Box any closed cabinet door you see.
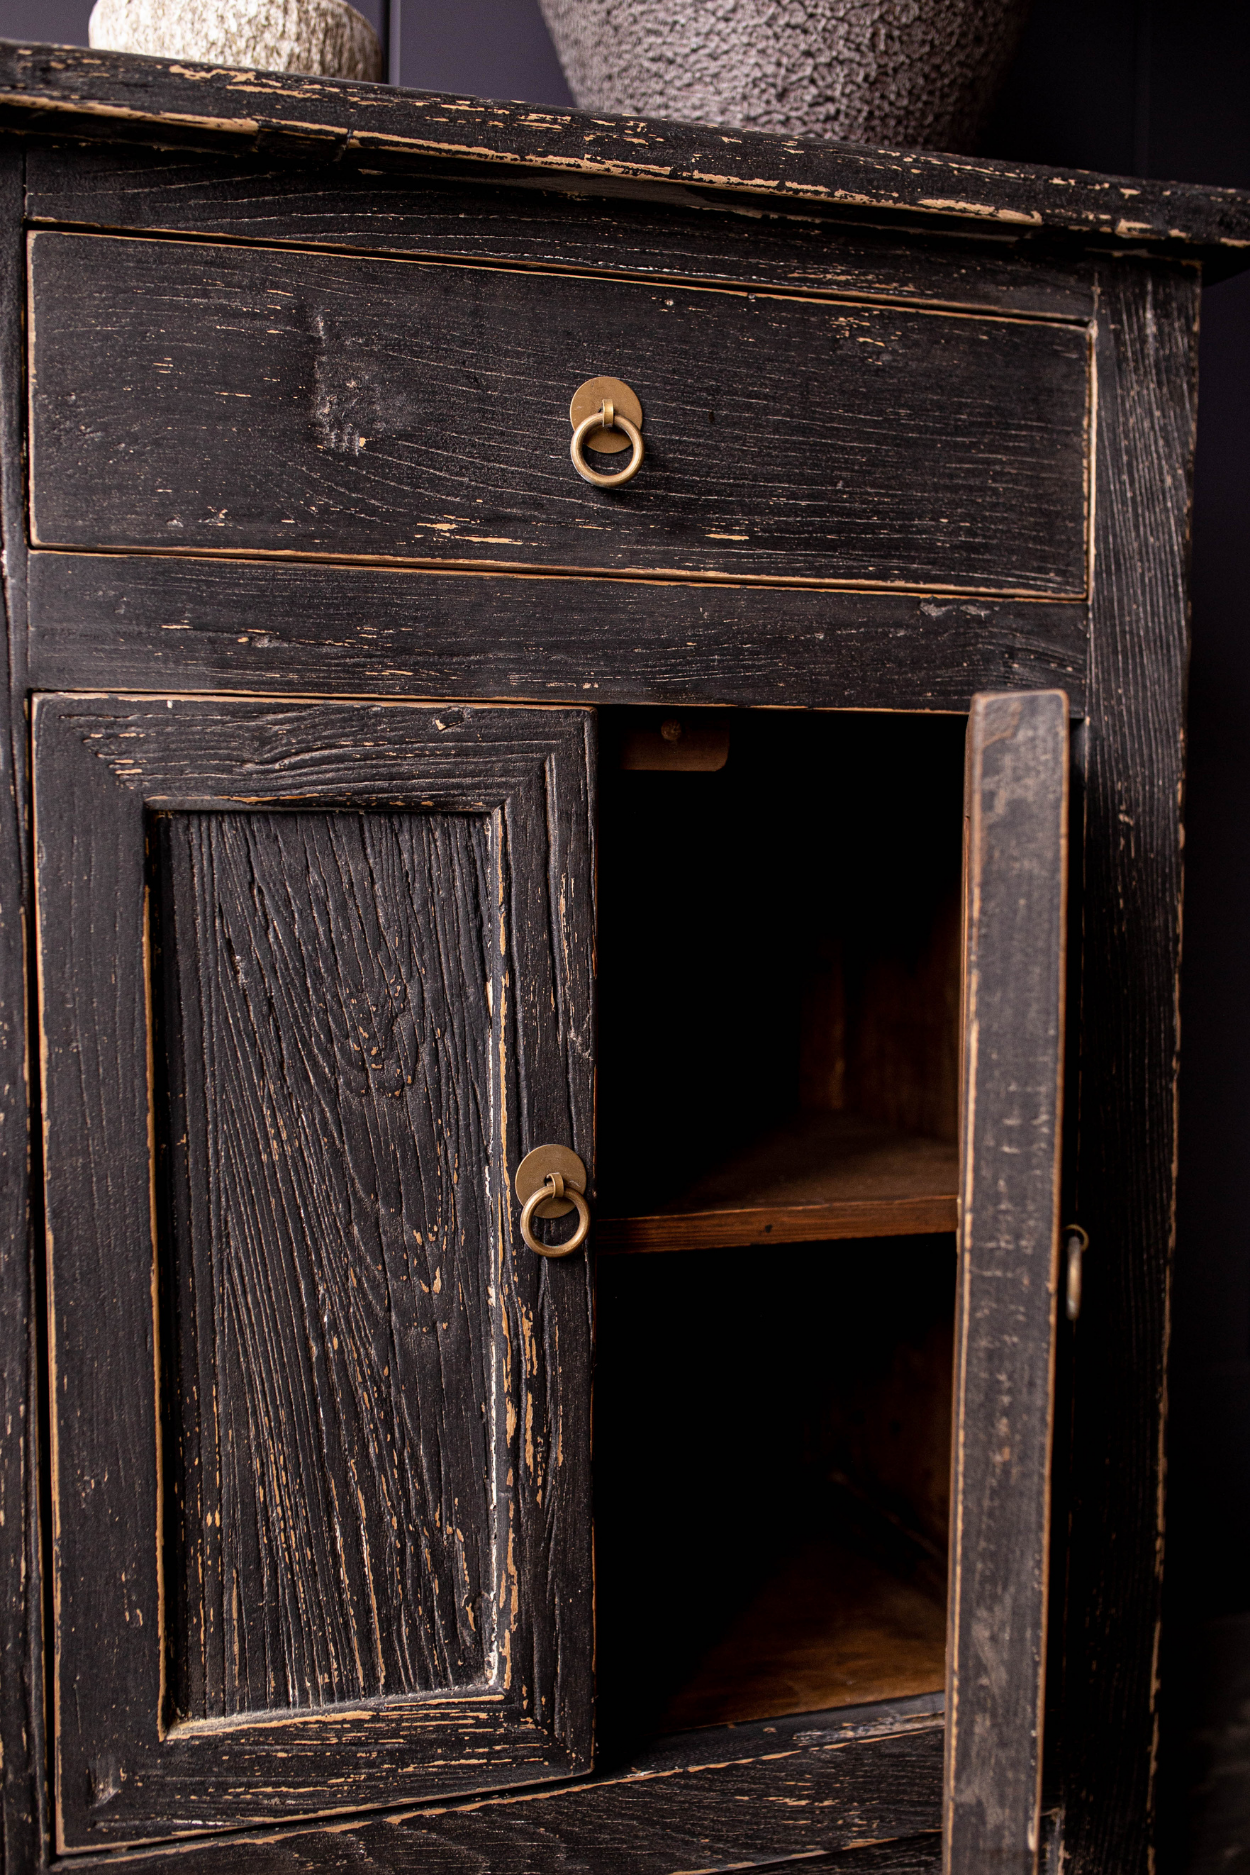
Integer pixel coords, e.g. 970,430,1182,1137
34,696,595,1849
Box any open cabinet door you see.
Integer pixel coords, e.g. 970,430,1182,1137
946,690,1069,1875
34,695,595,1850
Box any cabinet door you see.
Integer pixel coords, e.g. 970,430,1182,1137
34,695,595,1850
946,690,1069,1874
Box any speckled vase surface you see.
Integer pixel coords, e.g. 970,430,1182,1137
537,0,1033,152
88,0,383,80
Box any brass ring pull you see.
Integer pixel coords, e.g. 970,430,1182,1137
514,1144,591,1259
571,405,645,488
520,1172,591,1259
568,376,645,489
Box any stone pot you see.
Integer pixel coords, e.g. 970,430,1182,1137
88,0,383,81
536,0,1033,152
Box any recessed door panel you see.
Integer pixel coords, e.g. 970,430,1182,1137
157,809,495,1721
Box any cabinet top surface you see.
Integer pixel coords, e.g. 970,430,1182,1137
3,38,1250,275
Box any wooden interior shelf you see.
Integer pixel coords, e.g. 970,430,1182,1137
659,1534,947,1732
596,1110,958,1254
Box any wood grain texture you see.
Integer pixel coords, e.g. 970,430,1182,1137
771,1842,943,1873
1056,262,1198,1875
26,553,1091,715
157,811,495,1719
23,142,1097,323
34,695,595,1845
52,1834,945,1875
0,145,45,1875
597,1111,958,1251
955,698,1069,1849
945,690,1068,1875
1,43,1249,272
26,231,1090,595
46,1704,946,1874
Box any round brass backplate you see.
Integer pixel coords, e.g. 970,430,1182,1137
569,376,643,455
515,1144,587,1220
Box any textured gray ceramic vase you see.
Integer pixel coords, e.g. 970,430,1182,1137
537,0,1032,151
88,0,383,80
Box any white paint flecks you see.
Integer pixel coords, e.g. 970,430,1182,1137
87,0,383,81
537,0,1033,153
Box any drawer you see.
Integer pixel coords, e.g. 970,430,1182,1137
28,232,1090,595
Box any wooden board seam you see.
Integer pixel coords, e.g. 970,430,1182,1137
22,543,1091,605
18,216,1098,329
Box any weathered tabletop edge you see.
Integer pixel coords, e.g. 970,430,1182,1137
1,40,1249,277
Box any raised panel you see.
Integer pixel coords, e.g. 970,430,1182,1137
157,810,495,1721
27,232,1090,595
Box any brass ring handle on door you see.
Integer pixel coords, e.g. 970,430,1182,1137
569,376,645,489
520,1174,591,1258
515,1144,591,1259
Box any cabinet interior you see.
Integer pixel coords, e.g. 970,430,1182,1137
594,708,963,1748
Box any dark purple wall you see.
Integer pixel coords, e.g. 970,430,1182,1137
0,0,575,101
388,0,571,102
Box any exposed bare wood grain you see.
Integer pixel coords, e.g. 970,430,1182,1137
597,1111,957,1252
660,1537,946,1731
34,696,595,1845
27,232,1090,595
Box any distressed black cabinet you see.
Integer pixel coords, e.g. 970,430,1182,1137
0,40,1246,1875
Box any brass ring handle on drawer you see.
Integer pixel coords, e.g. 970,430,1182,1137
570,400,645,489
520,1173,592,1259
514,1144,591,1259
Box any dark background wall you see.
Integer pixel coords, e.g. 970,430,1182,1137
2,0,1248,1865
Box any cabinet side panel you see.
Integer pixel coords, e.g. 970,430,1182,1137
1060,261,1198,1875
156,809,497,1720
0,143,42,1875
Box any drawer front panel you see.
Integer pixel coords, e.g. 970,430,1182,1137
29,232,1089,594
